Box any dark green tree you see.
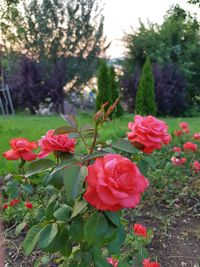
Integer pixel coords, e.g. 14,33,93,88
109,66,123,117
135,57,157,115
123,4,200,108
1,0,107,92
96,60,111,111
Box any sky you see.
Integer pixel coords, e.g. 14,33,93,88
103,0,200,58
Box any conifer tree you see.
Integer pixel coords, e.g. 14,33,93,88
109,66,123,117
135,57,157,115
96,60,111,111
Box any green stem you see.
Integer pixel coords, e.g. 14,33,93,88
89,123,98,155
79,131,90,153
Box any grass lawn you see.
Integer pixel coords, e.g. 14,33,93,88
0,112,200,174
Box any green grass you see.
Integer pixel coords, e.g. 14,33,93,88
0,112,200,174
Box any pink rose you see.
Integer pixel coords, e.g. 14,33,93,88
84,154,149,211
143,258,160,267
3,138,38,161
171,156,186,166
127,115,171,154
38,130,76,158
133,223,147,237
193,133,200,140
107,257,119,267
179,122,189,129
183,142,197,153
174,130,183,137
193,161,200,173
173,147,181,153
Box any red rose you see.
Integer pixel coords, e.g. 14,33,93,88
193,161,200,173
174,130,183,136
133,223,147,237
143,258,160,267
171,156,186,166
107,257,119,267
3,204,9,209
3,138,38,161
9,199,20,207
193,133,200,140
183,142,197,153
127,115,171,154
84,154,149,211
25,202,33,209
179,122,188,129
38,130,76,158
173,147,181,153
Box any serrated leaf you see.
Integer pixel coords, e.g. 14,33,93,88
63,165,88,201
51,159,78,175
84,214,108,245
71,200,87,219
25,159,55,177
82,151,109,163
80,124,94,132
54,126,77,134
21,184,33,194
22,225,42,255
38,223,58,249
54,205,71,221
15,221,27,236
112,139,138,154
104,211,121,227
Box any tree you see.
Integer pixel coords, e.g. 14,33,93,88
121,63,187,116
17,0,107,90
135,57,157,115
123,5,200,108
109,66,123,117
96,60,111,111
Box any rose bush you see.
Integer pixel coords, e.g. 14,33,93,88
2,102,173,266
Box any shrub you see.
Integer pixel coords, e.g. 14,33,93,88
135,57,157,115
122,63,186,116
96,60,111,111
109,66,123,117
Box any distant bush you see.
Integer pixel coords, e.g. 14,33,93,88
109,66,123,117
96,60,111,111
122,62,187,116
135,57,157,115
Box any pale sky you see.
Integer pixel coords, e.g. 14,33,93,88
103,0,200,58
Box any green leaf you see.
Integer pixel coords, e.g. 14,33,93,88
43,169,64,189
108,224,126,254
112,139,138,154
138,160,148,176
51,159,78,175
42,227,71,256
22,225,42,256
21,184,33,194
38,223,58,249
46,197,59,220
63,165,88,201
70,218,84,242
84,214,108,245
82,151,109,163
143,155,157,170
15,221,26,236
25,159,55,177
54,205,71,222
71,200,87,219
104,211,121,227
54,126,78,134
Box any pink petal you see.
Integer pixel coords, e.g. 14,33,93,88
3,150,20,160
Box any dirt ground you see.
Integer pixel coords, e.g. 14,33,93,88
3,196,200,267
